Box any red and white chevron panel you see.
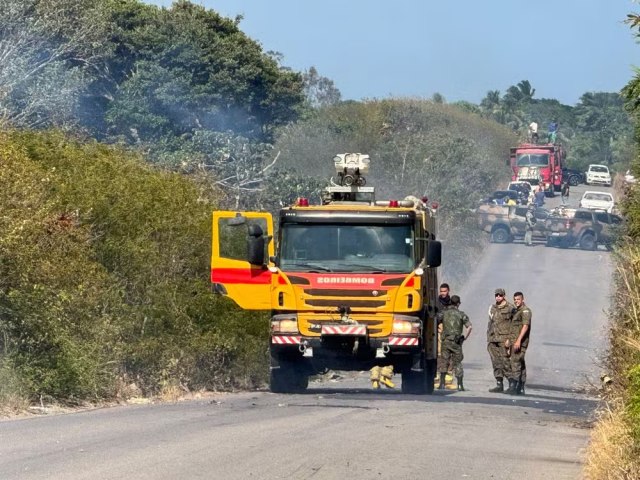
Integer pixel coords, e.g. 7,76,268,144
271,335,301,345
321,325,367,336
388,336,419,346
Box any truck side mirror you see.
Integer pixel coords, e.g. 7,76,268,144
426,240,442,267
247,224,265,266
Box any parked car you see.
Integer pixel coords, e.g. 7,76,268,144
477,204,550,243
562,167,584,186
585,164,612,186
579,191,615,213
545,208,622,250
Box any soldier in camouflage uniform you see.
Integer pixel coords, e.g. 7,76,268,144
506,291,531,395
487,288,514,393
437,295,472,391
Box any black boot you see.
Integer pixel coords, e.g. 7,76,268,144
456,376,464,391
488,378,503,393
515,381,525,395
438,372,446,390
505,379,518,395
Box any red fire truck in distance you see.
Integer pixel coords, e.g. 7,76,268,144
508,143,566,197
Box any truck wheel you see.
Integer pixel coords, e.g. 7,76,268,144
269,358,308,394
270,367,308,393
579,233,596,251
401,359,435,395
491,227,511,244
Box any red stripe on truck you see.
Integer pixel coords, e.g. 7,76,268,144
211,268,271,284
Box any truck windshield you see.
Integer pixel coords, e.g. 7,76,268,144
279,224,415,273
516,153,549,167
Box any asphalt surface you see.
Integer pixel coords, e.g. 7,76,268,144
0,184,612,480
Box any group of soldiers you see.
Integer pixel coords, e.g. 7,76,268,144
435,284,532,395
487,288,531,395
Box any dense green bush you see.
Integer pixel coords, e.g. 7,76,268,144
0,130,268,403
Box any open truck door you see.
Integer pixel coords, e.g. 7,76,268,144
211,211,274,310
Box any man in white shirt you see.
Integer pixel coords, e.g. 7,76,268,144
528,122,539,143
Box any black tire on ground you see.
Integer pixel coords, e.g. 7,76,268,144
579,233,597,251
269,363,308,394
491,227,511,244
401,358,436,395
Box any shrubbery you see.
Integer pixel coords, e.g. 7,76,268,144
0,130,269,404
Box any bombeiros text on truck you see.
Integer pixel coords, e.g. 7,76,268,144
210,153,443,393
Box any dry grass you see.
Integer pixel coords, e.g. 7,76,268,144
584,239,640,479
0,393,30,417
585,404,637,480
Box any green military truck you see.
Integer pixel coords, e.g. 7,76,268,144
545,208,623,250
476,204,550,243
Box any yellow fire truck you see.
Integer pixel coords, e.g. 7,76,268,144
211,154,442,393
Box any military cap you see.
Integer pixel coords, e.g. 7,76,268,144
494,288,506,296
450,295,461,305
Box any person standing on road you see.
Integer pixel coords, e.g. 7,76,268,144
438,295,472,391
487,288,514,393
534,187,545,207
506,291,531,395
561,181,570,205
524,204,536,246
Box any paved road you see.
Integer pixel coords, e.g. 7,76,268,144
0,185,612,480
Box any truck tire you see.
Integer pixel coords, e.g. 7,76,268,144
270,367,308,393
579,233,597,251
401,358,435,395
491,226,511,244
269,357,308,394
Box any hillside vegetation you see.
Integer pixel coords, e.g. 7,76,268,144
584,15,640,475
0,130,269,409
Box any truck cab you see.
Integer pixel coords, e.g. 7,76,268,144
211,154,443,394
508,143,566,196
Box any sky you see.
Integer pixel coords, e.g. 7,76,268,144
146,0,640,106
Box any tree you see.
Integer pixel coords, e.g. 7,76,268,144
516,80,535,102
0,0,111,129
302,67,341,109
94,0,305,143
431,93,446,104
573,92,632,166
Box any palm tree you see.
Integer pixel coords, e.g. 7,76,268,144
516,80,536,102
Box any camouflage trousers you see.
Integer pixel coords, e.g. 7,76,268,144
438,338,464,377
487,341,509,380
508,346,527,383
524,228,533,246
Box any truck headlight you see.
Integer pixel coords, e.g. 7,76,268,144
392,315,421,335
271,314,299,333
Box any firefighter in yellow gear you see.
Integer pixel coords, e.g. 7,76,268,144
370,365,395,389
